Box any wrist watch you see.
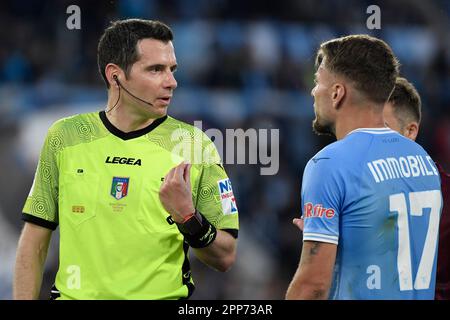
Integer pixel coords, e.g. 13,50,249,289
176,210,203,235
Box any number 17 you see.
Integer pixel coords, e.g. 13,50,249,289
390,190,442,291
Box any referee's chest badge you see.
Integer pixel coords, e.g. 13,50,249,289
111,177,129,200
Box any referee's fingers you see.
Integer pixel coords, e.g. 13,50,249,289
173,162,186,182
164,165,177,182
183,163,191,184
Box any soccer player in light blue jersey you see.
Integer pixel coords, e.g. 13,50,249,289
286,35,443,300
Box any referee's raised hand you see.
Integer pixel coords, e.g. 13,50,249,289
159,162,195,224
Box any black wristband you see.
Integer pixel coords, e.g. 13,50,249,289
176,211,217,248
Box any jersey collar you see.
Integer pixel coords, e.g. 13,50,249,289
99,111,167,140
346,127,396,137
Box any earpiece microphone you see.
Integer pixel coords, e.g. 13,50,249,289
113,75,154,107
106,74,154,113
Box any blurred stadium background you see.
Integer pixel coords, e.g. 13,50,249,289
0,0,449,299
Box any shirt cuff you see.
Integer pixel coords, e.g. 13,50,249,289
303,232,338,244
22,213,58,230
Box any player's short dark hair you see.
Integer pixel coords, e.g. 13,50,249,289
97,19,173,88
388,77,422,126
315,34,400,105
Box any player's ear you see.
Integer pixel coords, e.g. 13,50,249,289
405,122,419,141
332,83,346,110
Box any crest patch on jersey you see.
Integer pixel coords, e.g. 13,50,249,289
217,178,238,215
111,177,129,200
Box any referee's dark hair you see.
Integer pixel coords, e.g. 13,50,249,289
97,19,173,88
388,77,422,128
316,34,400,105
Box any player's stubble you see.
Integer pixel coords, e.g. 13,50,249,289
312,113,335,137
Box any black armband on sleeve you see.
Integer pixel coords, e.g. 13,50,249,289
22,213,58,230
176,211,217,248
222,228,238,239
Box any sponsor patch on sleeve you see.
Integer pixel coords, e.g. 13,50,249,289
303,202,335,219
217,178,238,215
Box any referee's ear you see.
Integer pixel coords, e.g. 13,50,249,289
105,63,122,88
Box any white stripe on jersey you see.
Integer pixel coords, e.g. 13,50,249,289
303,232,339,244
347,127,396,136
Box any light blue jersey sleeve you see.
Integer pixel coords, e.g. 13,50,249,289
301,150,344,245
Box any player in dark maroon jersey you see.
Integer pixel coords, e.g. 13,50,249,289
383,77,450,300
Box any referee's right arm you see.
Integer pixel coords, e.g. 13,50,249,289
14,222,52,299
